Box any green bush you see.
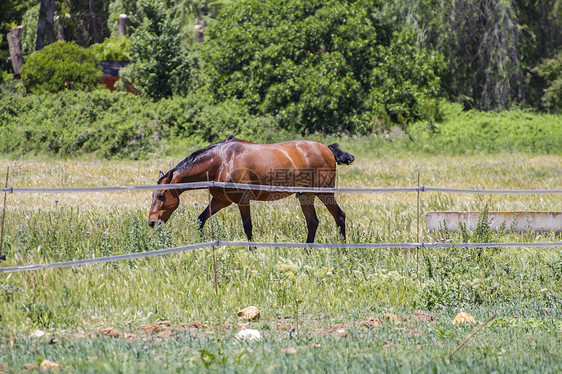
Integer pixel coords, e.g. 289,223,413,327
89,36,132,61
0,89,160,158
21,41,102,93
0,87,559,159
0,89,277,159
158,93,277,142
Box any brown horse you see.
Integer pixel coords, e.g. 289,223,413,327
148,136,354,243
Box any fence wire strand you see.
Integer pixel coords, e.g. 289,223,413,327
0,242,215,273
0,241,560,274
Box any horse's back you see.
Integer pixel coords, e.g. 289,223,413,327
218,139,337,192
225,139,336,170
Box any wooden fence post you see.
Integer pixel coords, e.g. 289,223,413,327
0,167,9,261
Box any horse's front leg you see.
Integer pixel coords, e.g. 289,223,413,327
197,197,231,236
237,203,255,250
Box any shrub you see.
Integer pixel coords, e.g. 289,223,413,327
0,89,277,159
0,88,559,159
157,93,277,143
534,51,562,112
0,89,162,158
89,36,132,61
21,41,102,93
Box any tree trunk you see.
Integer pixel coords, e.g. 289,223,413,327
7,27,24,77
89,0,100,43
35,0,55,51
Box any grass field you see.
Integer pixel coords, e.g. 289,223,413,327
0,152,561,372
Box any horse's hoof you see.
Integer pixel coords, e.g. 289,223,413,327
248,246,257,251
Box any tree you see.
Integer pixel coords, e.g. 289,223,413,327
126,0,190,100
382,0,562,110
199,0,442,134
0,0,37,72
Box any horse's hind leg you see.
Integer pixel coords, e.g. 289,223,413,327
318,193,346,241
298,194,319,243
197,197,231,233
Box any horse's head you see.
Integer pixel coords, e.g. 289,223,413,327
148,171,180,228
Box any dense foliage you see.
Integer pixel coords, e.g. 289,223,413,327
20,41,102,93
89,36,132,61
2,0,560,109
0,88,559,159
383,0,562,111
0,0,561,157
199,0,442,133
0,89,275,159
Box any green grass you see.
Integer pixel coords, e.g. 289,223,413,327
0,153,561,372
2,316,561,373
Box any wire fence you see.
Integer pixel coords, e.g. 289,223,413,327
0,181,560,274
1,182,562,195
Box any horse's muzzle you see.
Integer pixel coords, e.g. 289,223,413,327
148,219,157,228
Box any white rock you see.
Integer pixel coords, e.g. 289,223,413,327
30,330,45,338
235,329,262,341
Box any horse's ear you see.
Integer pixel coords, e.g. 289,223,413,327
159,171,164,178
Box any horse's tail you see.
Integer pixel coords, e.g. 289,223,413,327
327,143,354,165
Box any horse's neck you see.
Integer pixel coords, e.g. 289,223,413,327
172,155,218,184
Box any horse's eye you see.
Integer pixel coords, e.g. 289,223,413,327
157,193,165,200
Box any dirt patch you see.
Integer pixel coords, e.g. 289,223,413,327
186,320,205,329
412,310,437,324
97,328,121,338
3,312,440,346
281,347,298,355
362,317,381,328
144,324,166,334
277,323,293,330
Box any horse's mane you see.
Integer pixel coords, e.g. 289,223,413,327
158,135,236,183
